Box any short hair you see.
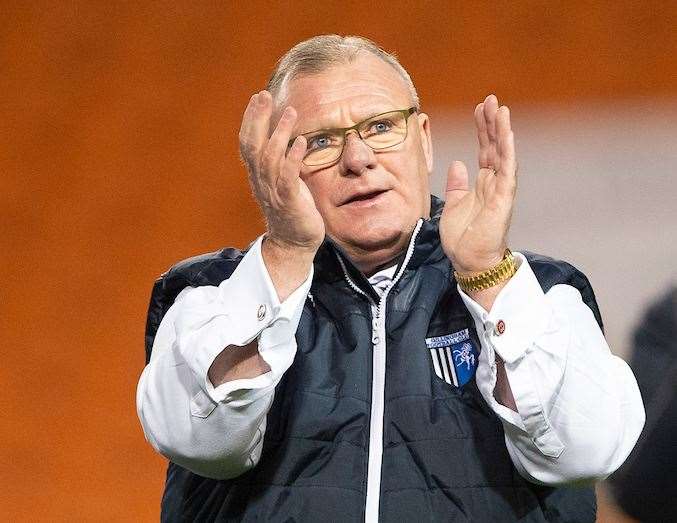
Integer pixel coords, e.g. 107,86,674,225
267,34,420,110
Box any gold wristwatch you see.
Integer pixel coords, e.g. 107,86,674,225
454,249,517,292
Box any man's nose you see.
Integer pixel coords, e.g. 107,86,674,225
339,132,376,176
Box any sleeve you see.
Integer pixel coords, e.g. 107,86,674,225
459,252,646,485
136,236,313,479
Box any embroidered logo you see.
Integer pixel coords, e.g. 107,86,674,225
425,329,479,387
454,342,475,370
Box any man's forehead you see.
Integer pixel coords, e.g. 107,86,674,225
282,54,413,131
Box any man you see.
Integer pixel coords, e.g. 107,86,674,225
137,35,644,522
609,286,677,521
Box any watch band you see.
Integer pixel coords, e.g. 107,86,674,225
454,249,517,292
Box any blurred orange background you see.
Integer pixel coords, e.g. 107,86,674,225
2,2,676,520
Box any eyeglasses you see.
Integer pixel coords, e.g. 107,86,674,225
289,107,418,167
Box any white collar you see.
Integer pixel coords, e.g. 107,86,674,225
368,265,398,297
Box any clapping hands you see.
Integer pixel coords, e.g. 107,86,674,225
440,94,517,277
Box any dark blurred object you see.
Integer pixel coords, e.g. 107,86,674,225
609,286,677,522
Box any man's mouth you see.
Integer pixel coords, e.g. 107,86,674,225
341,189,389,206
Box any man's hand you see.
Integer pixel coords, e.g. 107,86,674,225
208,91,324,388
440,94,517,309
239,91,325,300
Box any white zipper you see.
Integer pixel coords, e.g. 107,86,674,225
335,220,423,523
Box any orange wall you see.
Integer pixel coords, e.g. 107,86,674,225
2,2,675,519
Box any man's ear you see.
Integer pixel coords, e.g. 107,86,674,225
417,112,434,174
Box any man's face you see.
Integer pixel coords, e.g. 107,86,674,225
283,53,433,266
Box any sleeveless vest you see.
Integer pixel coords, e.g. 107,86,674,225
144,197,598,522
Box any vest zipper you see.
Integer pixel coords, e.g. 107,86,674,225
336,220,423,522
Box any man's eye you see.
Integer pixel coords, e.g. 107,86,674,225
307,135,332,150
369,119,393,134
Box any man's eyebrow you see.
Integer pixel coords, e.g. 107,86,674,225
299,125,336,135
297,108,397,135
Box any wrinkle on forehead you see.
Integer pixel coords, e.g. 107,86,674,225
283,55,414,135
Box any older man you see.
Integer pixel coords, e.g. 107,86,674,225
137,35,644,522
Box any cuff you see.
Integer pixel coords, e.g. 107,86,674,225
175,235,313,402
459,253,565,457
208,270,312,403
458,252,550,364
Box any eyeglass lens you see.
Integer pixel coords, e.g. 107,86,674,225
302,110,409,166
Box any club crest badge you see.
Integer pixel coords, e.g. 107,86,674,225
425,329,479,387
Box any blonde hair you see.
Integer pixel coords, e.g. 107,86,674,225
267,35,420,109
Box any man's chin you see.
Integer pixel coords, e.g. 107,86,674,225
331,224,409,259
